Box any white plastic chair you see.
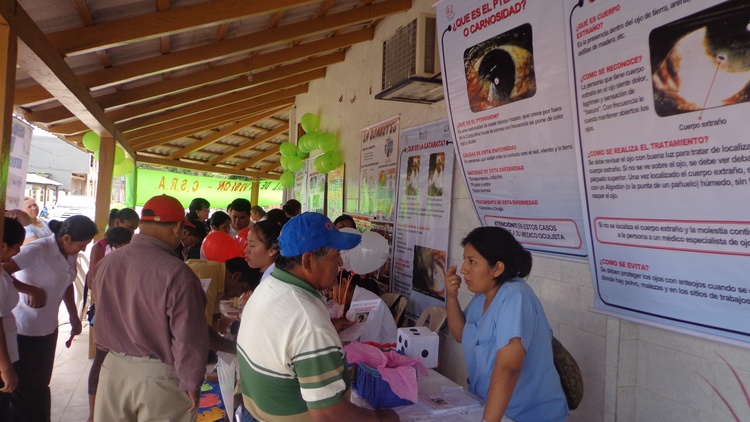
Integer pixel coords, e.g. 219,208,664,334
380,293,408,327
74,252,90,321
416,306,447,332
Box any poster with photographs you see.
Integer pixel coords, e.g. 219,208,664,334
307,163,326,214
358,116,400,221
436,0,587,257
326,165,344,221
391,120,455,317
566,0,750,342
5,118,32,209
292,160,309,212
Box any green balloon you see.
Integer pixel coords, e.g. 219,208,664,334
299,132,318,153
317,133,339,153
279,171,295,188
313,155,328,174
288,155,304,173
113,159,135,177
94,149,100,161
321,151,342,171
300,113,320,133
114,146,125,164
279,155,291,170
297,149,310,159
82,131,100,152
279,141,298,157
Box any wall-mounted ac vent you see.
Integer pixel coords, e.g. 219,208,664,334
382,14,438,91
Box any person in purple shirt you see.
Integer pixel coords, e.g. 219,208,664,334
90,195,208,421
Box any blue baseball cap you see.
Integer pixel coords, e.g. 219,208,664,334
278,212,361,257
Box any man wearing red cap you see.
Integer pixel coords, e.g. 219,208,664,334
91,195,208,421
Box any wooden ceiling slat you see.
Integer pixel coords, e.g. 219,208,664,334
260,160,282,173
137,154,280,179
0,2,133,158
235,144,282,170
208,123,289,165
16,0,405,99
129,100,294,151
168,107,287,160
118,71,321,133
47,0,319,56
128,89,304,145
35,53,342,131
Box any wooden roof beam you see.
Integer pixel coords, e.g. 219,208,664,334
15,0,404,101
117,70,323,132
208,123,289,165
235,145,282,170
47,0,319,56
168,107,287,159
38,54,341,133
136,154,280,180
128,94,300,148
0,1,134,158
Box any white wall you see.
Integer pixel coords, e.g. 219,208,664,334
296,1,750,421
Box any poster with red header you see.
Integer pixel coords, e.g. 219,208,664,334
435,0,587,257
566,0,750,342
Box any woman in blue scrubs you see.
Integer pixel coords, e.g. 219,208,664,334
445,227,568,422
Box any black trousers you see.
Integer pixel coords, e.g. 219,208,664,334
9,329,58,422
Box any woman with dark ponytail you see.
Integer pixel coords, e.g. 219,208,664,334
445,227,567,422
2,215,98,422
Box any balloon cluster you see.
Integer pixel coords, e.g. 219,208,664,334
339,228,390,274
277,113,343,188
82,131,135,177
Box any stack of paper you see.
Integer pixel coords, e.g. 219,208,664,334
417,390,482,415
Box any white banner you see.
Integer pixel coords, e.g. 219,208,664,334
436,0,587,257
359,116,400,222
6,118,33,209
566,0,750,342
391,120,455,317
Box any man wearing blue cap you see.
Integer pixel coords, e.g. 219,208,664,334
236,212,399,422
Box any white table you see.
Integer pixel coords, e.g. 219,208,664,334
351,369,485,422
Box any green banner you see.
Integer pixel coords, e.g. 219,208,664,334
135,168,283,208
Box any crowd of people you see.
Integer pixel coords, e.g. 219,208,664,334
0,193,567,422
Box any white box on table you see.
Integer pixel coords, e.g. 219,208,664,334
397,326,439,368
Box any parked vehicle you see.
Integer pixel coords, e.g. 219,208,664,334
48,195,97,221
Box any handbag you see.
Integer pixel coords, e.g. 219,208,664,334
551,336,584,410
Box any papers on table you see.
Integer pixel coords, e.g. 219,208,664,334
417,389,482,415
346,299,381,323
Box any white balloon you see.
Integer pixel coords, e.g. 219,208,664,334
349,231,389,274
338,228,360,271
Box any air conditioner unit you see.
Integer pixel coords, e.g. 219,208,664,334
376,14,443,104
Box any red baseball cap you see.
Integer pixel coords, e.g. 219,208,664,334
140,195,187,223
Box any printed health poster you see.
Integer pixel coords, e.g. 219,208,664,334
359,116,400,221
436,0,587,257
567,0,750,342
5,118,33,210
391,119,455,317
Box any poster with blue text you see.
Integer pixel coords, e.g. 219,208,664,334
566,0,750,342
436,0,587,257
391,119,455,317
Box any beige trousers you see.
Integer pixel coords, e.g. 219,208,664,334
94,351,197,422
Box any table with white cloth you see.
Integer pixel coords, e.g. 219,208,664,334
351,368,485,422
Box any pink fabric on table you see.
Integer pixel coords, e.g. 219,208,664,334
345,342,428,403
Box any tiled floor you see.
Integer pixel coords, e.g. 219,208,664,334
50,319,93,422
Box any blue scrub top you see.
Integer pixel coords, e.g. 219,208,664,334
462,278,568,422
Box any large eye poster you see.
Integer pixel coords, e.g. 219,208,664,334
566,0,750,343
435,0,588,257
